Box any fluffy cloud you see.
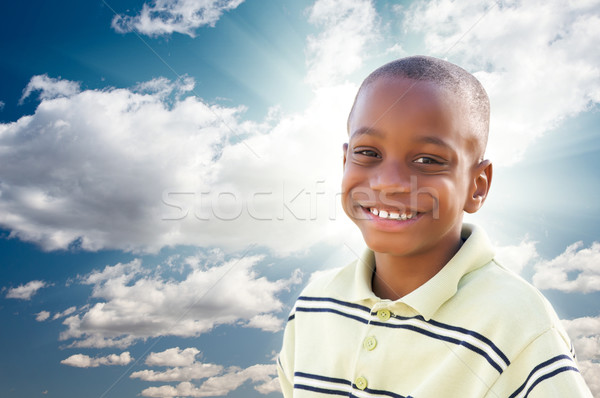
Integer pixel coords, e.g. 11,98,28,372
494,239,538,275
52,306,77,320
35,311,51,322
562,316,600,396
131,347,223,382
0,75,252,253
19,74,80,104
0,67,357,255
244,313,284,333
532,241,600,293
0,0,374,255
5,280,48,300
112,0,244,37
35,307,78,322
131,362,223,382
4,0,598,257
61,351,133,368
140,364,278,397
58,255,301,348
305,0,379,87
145,347,201,367
133,76,196,99
403,0,600,165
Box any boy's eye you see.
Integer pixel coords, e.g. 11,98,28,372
414,156,443,165
354,149,381,158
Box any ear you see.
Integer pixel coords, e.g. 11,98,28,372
342,143,349,171
464,159,493,214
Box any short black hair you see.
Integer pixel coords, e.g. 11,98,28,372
348,55,490,159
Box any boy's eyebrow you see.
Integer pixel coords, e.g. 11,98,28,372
415,135,454,150
349,127,384,138
350,128,456,151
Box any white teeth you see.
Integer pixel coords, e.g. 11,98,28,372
368,207,416,220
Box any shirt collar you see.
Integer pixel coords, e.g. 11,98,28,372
349,223,495,320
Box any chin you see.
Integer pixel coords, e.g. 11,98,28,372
361,231,416,257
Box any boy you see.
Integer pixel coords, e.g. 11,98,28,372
277,56,593,397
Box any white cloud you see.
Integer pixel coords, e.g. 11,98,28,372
494,239,539,275
562,316,600,396
58,255,301,348
305,0,379,88
244,314,283,332
133,76,195,99
0,100,5,110
61,351,133,368
532,241,600,293
140,364,277,397
19,74,80,104
253,376,281,394
36,311,51,322
0,72,358,255
384,43,407,57
145,347,201,367
131,362,223,382
131,347,223,382
52,306,77,320
83,259,145,285
112,0,244,37
404,0,600,165
6,280,48,300
0,0,379,256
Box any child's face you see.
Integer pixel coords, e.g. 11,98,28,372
342,76,489,257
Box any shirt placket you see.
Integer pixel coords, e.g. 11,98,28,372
350,300,394,394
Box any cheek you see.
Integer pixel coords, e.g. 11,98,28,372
415,177,458,211
341,166,360,192
438,179,468,212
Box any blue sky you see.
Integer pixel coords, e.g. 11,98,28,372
1,0,599,397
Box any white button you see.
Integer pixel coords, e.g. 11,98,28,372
363,336,377,351
377,308,391,321
355,376,367,390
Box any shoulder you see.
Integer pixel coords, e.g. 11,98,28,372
450,258,570,355
299,260,359,299
462,259,560,324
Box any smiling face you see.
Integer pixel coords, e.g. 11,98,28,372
342,76,491,259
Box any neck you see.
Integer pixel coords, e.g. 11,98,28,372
371,232,463,301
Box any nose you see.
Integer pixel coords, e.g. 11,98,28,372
370,160,412,193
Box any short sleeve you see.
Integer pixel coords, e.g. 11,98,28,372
484,326,593,398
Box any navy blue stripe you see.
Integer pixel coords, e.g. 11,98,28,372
296,371,411,398
370,320,504,373
295,371,352,385
427,318,510,366
295,384,348,396
303,296,507,367
295,307,370,325
296,296,508,373
383,313,509,367
362,385,410,398
298,296,372,313
509,355,577,398
288,313,295,322
522,367,579,398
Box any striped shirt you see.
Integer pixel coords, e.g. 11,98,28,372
277,224,592,397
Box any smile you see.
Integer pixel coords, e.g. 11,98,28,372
368,207,417,221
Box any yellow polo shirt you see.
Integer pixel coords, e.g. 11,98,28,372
277,224,592,397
